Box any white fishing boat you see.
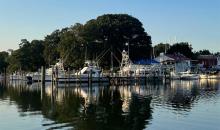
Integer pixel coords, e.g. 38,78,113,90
54,60,108,83
30,59,108,83
119,50,162,78
32,59,66,82
75,60,101,77
170,70,199,80
68,61,107,82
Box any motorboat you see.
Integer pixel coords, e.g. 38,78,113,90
170,70,199,80
179,71,199,80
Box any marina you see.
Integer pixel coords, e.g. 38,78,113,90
0,1,219,129
6,50,220,85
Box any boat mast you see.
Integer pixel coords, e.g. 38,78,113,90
111,46,114,73
85,42,88,62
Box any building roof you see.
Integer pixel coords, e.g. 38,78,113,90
154,53,175,63
154,53,190,63
166,53,191,61
197,55,217,60
133,59,160,65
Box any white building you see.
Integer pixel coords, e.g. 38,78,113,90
154,53,191,73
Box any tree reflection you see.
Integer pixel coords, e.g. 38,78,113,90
1,79,220,129
0,81,159,130
0,85,42,112
39,85,152,130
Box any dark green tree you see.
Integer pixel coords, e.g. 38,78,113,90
153,43,170,57
0,51,9,73
8,39,45,72
58,23,85,68
29,40,45,71
197,49,211,55
8,39,32,72
43,30,61,66
167,42,194,58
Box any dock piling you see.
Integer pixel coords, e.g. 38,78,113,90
41,66,45,86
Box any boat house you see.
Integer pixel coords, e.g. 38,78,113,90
154,53,191,73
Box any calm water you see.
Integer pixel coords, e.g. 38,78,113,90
0,80,220,130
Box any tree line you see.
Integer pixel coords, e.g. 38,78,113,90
0,14,218,73
153,42,218,59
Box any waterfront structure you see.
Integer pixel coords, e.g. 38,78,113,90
154,53,191,73
154,53,200,80
119,50,162,78
197,55,217,68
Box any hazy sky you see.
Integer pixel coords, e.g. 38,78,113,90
0,0,219,52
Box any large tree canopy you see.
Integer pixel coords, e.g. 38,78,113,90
58,23,85,68
44,30,61,66
8,39,45,72
6,14,153,71
82,14,152,68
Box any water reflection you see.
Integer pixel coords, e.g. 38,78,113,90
40,85,153,130
0,79,220,130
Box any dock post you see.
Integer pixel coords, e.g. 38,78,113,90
41,66,45,86
41,66,46,97
51,66,54,87
98,72,100,85
89,69,92,87
68,68,70,87
76,70,78,85
79,69,81,86
87,71,90,86
134,71,137,83
64,71,66,87
145,71,147,85
55,66,58,85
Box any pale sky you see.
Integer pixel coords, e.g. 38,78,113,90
0,0,219,52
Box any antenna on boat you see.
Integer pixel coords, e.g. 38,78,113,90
165,40,167,54
111,46,114,73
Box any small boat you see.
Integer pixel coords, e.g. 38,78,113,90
179,71,199,80
10,72,27,80
170,71,199,80
199,74,220,79
199,74,208,79
199,70,220,79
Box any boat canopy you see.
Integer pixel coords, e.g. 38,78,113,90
133,59,160,65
